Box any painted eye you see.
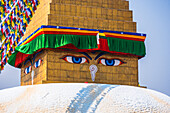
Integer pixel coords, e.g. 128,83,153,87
24,66,32,74
34,59,42,68
62,56,89,64
99,58,124,66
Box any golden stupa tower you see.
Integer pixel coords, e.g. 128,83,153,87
8,0,146,86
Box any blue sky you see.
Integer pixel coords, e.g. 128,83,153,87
0,0,170,96
129,0,170,96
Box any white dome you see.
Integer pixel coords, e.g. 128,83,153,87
0,83,169,113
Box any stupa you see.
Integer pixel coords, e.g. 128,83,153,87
7,0,146,86
1,1,170,113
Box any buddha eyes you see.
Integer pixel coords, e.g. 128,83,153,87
98,58,124,66
34,59,42,68
62,56,89,64
24,66,32,74
61,55,125,66
24,59,42,74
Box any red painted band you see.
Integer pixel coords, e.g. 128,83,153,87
24,31,98,45
105,34,145,42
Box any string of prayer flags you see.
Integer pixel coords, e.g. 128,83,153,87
0,0,40,72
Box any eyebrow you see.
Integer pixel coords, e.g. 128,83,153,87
80,52,92,60
80,52,106,60
33,50,43,63
24,59,32,65
95,52,106,60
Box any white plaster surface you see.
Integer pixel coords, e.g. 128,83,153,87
0,83,169,113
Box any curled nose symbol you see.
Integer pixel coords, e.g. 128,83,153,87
89,64,98,82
